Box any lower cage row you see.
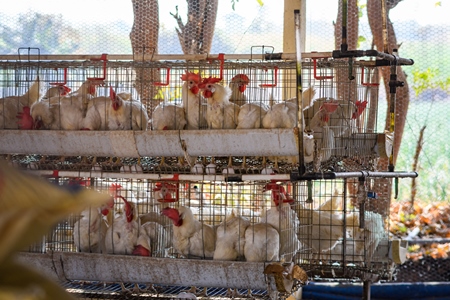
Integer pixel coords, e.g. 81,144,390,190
24,175,399,282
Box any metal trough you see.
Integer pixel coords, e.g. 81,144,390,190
17,252,269,290
0,129,299,158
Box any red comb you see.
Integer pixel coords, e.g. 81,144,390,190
180,71,202,83
109,184,122,194
232,74,250,84
109,87,116,100
101,198,114,216
198,76,222,88
88,84,96,95
61,85,71,96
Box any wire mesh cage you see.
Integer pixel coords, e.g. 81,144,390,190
1,54,390,178
24,174,398,285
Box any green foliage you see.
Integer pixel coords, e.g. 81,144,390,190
358,2,367,18
357,35,366,48
411,68,450,97
393,100,450,202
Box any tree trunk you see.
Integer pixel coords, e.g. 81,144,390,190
367,0,410,166
367,0,411,214
172,0,219,54
130,0,161,119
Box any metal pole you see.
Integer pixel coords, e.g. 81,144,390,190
388,49,404,172
294,9,306,175
363,280,371,300
341,0,348,52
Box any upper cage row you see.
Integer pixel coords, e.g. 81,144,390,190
0,54,388,174
0,54,380,130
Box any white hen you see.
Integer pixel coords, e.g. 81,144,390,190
213,210,250,261
346,210,385,263
73,200,113,253
31,80,100,130
151,102,186,130
236,102,268,129
82,88,148,130
199,77,240,129
104,196,139,255
262,87,315,129
243,223,279,262
228,74,250,106
132,221,170,257
181,71,206,130
304,98,358,138
161,206,216,258
0,77,42,129
262,202,301,263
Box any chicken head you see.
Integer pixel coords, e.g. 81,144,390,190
231,74,250,93
161,207,183,226
199,77,222,99
109,87,122,111
181,71,202,95
116,195,134,223
101,198,114,216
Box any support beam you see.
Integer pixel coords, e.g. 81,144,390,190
283,0,306,100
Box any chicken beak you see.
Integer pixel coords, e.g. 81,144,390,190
238,84,247,93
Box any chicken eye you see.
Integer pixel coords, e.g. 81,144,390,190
188,81,194,85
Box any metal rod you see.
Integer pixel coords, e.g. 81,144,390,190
26,169,418,181
341,0,349,52
343,178,348,271
0,51,414,65
407,238,450,245
363,280,371,300
388,49,404,172
291,171,418,181
294,9,306,175
0,52,332,61
332,49,414,65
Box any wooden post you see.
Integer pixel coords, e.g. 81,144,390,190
283,0,305,100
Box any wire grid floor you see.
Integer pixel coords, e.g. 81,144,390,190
62,280,271,299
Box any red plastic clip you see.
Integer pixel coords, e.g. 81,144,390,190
206,53,225,81
260,66,279,88
153,174,180,203
361,67,380,87
87,53,108,81
153,68,171,86
312,57,334,80
49,68,68,86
